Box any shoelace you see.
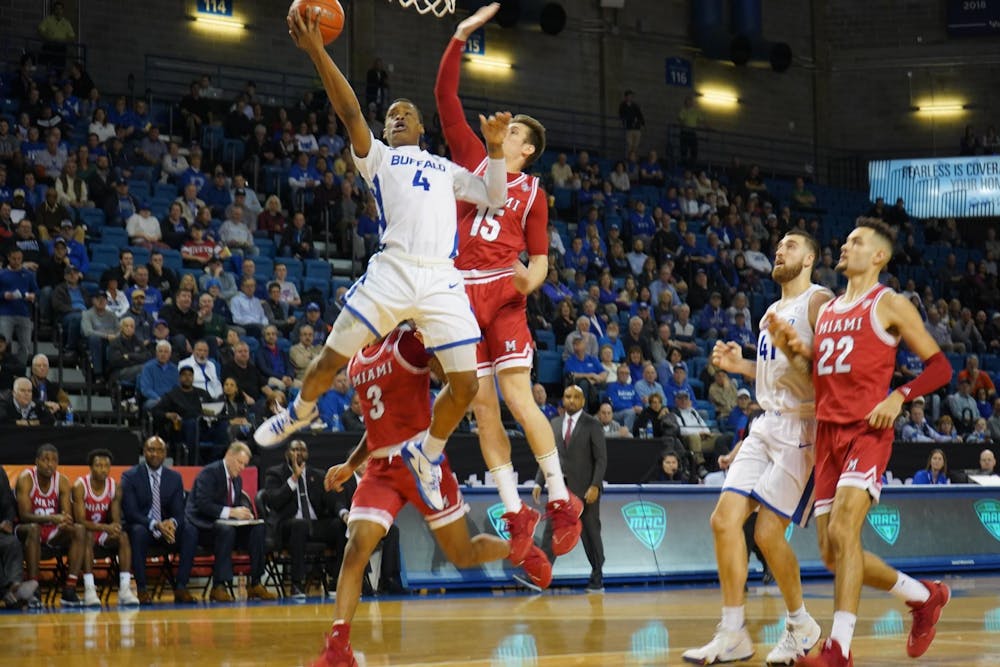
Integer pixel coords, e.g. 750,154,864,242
776,626,802,653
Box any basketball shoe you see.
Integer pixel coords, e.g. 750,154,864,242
766,616,822,665
546,493,583,556
682,625,754,664
254,401,318,447
401,439,444,511
503,504,541,565
518,545,552,590
312,621,357,667
794,638,852,667
906,580,950,658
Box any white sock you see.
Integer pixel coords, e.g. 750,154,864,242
293,395,316,416
119,572,132,592
421,434,447,461
830,611,856,657
83,573,95,589
721,605,745,632
787,605,809,626
535,450,569,501
889,572,930,604
490,463,523,513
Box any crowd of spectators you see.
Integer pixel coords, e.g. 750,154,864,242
0,49,998,485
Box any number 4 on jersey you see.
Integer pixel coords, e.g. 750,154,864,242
412,170,430,191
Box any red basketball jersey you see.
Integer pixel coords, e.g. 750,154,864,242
80,474,115,525
25,467,61,518
814,284,899,424
454,158,548,272
347,326,433,451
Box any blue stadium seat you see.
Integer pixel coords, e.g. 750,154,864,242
222,139,245,166
101,227,128,247
130,247,151,267
254,256,274,279
332,277,354,294
90,244,119,267
128,179,151,198
304,259,332,280
79,208,106,229
155,183,178,200
240,336,260,354
160,249,183,273
276,257,303,279
303,276,331,300
534,329,556,351
254,238,276,258
535,350,563,385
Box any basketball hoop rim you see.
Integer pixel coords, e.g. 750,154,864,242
389,0,455,18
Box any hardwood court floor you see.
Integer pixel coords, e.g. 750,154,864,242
3,575,1000,666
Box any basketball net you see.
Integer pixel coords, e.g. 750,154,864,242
390,0,455,18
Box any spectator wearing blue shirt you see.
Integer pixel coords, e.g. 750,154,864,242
50,222,88,273
628,200,655,244
912,449,950,485
662,361,696,408
726,311,755,357
50,265,89,352
255,325,295,392
564,237,589,278
200,170,234,220
317,370,354,431
178,153,208,192
649,264,681,312
103,177,138,227
532,383,559,420
724,388,754,450
127,266,164,316
697,292,728,339
605,364,643,430
901,401,948,443
0,247,38,364
541,268,574,308
138,341,179,410
597,321,625,362
634,362,666,406
287,152,321,211
563,336,607,411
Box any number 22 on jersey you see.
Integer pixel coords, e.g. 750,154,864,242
816,335,854,375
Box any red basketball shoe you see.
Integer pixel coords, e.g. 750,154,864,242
503,504,541,565
906,580,950,658
519,545,553,590
546,493,583,556
312,621,357,667
794,638,852,667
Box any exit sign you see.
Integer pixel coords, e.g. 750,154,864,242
198,0,234,17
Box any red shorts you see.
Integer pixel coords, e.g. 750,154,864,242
464,273,534,377
813,419,893,516
41,524,59,544
350,454,468,533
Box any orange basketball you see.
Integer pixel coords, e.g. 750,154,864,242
290,0,345,45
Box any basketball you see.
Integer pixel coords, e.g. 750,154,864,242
290,0,345,45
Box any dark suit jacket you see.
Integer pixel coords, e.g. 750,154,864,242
121,462,185,530
185,459,245,530
0,465,16,525
261,462,333,533
537,412,608,498
0,395,55,426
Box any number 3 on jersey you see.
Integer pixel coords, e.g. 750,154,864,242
366,385,385,420
816,336,854,375
469,208,501,242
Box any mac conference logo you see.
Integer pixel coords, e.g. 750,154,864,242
621,501,666,550
866,505,900,545
784,523,794,542
487,503,511,541
974,499,1000,542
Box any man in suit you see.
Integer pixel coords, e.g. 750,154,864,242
0,464,38,608
534,384,607,592
175,441,277,602
262,439,345,598
0,378,55,426
121,436,190,604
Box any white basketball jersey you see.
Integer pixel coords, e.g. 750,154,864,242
755,284,826,412
352,132,502,259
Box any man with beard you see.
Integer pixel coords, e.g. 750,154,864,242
684,231,832,665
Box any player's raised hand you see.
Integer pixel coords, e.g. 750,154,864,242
455,2,500,41
766,315,811,361
480,111,512,148
711,340,743,372
325,463,353,492
287,6,324,54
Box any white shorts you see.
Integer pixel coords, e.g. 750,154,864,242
722,412,816,527
328,250,481,372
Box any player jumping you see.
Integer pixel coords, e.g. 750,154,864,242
682,231,831,665
256,8,510,512
434,1,582,566
312,324,552,667
770,219,952,666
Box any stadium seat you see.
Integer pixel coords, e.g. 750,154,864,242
130,246,151,267
254,238,276,258
90,244,120,267
304,259,332,280
534,329,556,351
535,350,563,385
276,257,303,279
303,276,331,300
155,183,178,200
100,227,128,247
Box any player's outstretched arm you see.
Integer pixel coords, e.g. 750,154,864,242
288,9,371,158
434,3,500,168
711,340,755,380
866,292,952,429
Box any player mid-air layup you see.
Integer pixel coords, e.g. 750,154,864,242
256,6,509,512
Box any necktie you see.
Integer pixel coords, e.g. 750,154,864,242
564,415,574,446
227,476,235,506
150,470,161,523
297,476,311,520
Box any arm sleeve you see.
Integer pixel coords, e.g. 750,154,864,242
524,185,549,256
434,38,487,170
898,351,953,402
452,158,506,207
350,132,386,184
